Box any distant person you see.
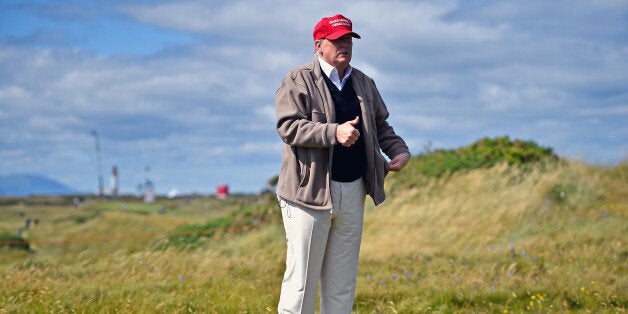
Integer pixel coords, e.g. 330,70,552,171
274,14,411,313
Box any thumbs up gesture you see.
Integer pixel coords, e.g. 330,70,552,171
336,116,360,147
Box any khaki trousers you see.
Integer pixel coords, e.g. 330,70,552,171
278,178,366,314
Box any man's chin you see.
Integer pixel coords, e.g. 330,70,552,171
336,58,351,67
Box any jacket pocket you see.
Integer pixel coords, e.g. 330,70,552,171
311,109,326,123
295,147,310,187
375,147,390,177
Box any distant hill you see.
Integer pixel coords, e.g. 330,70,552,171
0,174,76,196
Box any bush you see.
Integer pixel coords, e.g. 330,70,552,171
161,195,280,250
164,217,233,250
0,232,29,251
228,195,280,226
413,136,557,177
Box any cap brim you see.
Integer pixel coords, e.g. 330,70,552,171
325,30,361,40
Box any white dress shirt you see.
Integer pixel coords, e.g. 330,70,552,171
318,56,353,91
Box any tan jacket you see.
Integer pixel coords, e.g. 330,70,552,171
275,55,409,210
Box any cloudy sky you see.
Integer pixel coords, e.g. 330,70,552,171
1,0,627,195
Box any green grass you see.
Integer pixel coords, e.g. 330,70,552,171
0,156,626,312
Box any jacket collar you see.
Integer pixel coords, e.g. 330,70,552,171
312,55,335,121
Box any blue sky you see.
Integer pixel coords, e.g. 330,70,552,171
1,0,627,195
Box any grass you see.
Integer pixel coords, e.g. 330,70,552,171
360,160,626,312
0,159,626,312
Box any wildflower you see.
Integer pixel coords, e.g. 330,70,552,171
391,273,398,280
179,275,184,282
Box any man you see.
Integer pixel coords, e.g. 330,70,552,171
274,14,411,313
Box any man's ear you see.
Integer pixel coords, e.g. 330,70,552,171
315,40,323,52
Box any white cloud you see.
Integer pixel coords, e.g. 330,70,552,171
120,0,320,38
1,0,627,193
578,105,628,116
239,141,282,154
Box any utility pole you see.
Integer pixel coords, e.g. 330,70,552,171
90,129,104,196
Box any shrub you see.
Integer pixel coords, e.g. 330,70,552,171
0,232,29,251
413,136,557,178
228,195,280,226
161,195,280,250
164,217,233,250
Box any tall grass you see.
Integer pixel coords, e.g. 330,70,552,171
1,160,626,312
360,160,626,312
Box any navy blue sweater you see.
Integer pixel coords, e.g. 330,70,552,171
323,75,366,182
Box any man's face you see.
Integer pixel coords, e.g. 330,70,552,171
316,34,353,70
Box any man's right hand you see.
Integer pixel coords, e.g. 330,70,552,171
336,116,360,147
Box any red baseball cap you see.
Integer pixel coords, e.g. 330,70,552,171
313,14,361,41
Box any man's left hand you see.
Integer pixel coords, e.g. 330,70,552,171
389,152,410,172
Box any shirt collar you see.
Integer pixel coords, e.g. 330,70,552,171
318,56,352,83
